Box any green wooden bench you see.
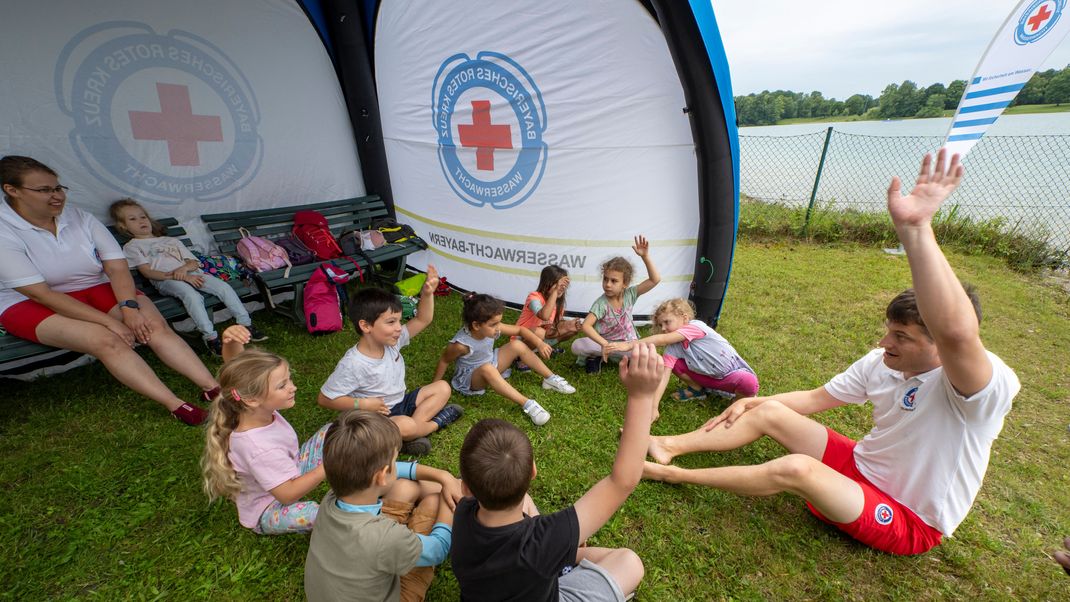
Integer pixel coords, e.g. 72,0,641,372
0,217,254,373
200,196,424,323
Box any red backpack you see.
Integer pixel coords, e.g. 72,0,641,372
292,210,363,281
304,263,350,334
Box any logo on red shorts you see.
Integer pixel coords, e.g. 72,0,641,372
875,503,894,525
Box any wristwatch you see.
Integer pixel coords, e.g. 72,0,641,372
119,300,140,310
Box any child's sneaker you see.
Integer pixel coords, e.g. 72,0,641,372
246,324,269,342
523,399,551,426
400,437,432,456
205,336,222,356
542,374,576,394
516,362,531,372
501,367,512,379
171,402,207,426
584,356,603,374
432,404,464,429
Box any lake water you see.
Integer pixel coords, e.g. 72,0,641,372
738,113,1070,251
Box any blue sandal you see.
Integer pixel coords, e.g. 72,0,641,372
670,386,708,401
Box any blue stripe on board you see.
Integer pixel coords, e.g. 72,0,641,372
972,76,982,84
965,83,1025,99
948,133,985,141
960,100,1012,113
952,117,999,128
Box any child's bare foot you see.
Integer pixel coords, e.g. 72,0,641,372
642,460,678,483
646,435,676,465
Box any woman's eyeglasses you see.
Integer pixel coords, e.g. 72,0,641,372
19,185,69,195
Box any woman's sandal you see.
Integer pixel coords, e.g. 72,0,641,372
670,385,708,401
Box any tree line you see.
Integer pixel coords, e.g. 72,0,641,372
734,64,1070,126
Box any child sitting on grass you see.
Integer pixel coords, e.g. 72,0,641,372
110,198,265,355
623,298,758,421
318,265,462,456
571,235,660,373
449,343,664,601
515,265,583,348
201,325,328,535
434,293,576,426
304,410,461,602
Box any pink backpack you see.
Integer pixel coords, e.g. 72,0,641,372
236,227,292,277
304,263,350,334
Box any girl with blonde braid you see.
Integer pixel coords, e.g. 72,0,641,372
201,326,329,534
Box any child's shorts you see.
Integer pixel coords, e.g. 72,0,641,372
558,558,626,602
388,388,421,417
806,427,943,555
450,349,500,396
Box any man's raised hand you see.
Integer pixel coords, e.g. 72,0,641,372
887,148,964,230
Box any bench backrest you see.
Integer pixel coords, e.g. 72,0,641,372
201,196,386,254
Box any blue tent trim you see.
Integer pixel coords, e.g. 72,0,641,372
687,0,740,323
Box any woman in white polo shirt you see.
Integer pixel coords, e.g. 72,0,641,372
0,155,219,425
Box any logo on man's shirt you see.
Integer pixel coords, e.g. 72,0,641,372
900,386,919,411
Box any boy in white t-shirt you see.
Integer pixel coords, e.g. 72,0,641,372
318,265,461,456
642,150,1020,555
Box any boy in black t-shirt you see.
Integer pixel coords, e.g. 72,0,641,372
450,343,663,601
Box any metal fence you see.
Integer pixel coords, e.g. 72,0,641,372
738,128,1070,254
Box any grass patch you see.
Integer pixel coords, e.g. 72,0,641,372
2,241,1069,600
1003,104,1070,116
739,196,1069,272
766,104,1070,126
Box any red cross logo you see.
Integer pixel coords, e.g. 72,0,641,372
1028,3,1053,32
129,83,224,167
457,100,512,171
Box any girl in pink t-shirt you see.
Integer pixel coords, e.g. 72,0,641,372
201,327,330,534
625,298,758,421
515,265,583,348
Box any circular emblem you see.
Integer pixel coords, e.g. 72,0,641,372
1015,0,1064,45
901,386,919,411
55,22,262,203
874,503,894,526
432,52,547,209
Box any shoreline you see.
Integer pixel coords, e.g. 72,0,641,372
744,103,1070,128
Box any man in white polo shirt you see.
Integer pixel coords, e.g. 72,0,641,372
642,150,1020,555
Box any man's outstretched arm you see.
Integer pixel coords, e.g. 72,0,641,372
888,149,991,396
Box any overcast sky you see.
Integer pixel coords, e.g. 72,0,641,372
712,0,1070,99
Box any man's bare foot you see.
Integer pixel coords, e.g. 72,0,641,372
1056,536,1070,576
642,461,678,483
646,435,675,465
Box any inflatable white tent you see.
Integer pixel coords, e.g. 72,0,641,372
1,0,739,324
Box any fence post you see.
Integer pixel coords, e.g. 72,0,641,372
802,126,834,236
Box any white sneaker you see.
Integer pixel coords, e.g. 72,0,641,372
523,399,551,426
542,374,576,394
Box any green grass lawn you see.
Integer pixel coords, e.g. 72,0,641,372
2,240,1069,600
